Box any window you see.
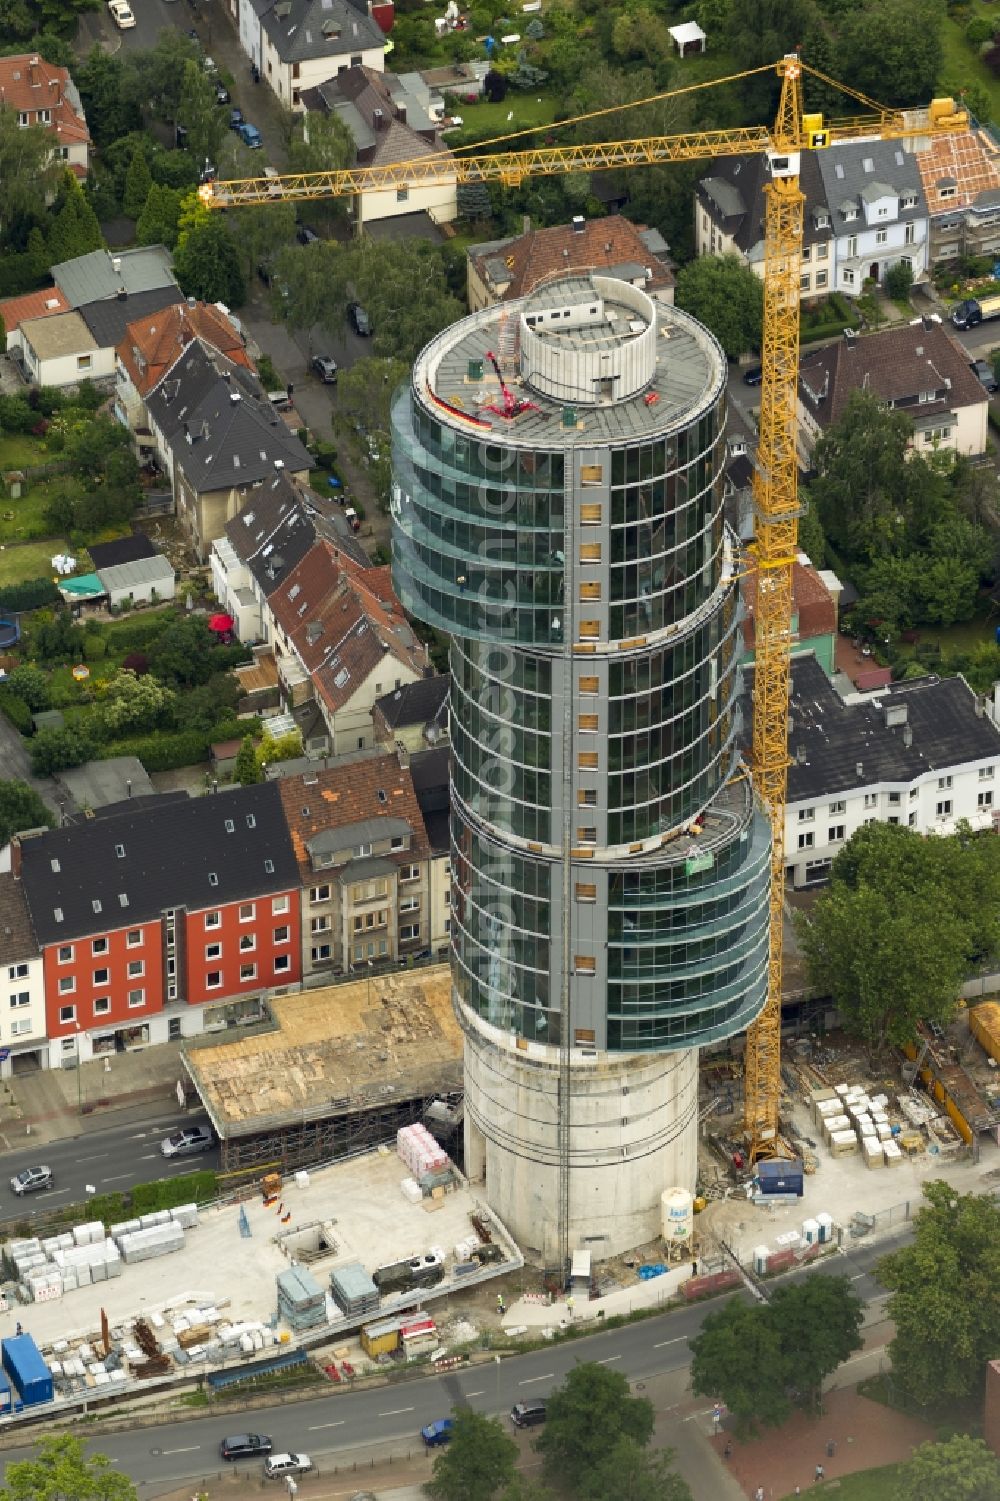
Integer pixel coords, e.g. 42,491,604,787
311,944,332,963
844,209,857,223
887,792,901,805
800,273,811,292
580,503,602,525
59,1005,75,1024
578,713,599,732
400,924,420,943
240,963,257,981
239,934,255,952
92,968,109,986
798,807,815,822
797,832,815,849
271,895,289,915
9,992,29,1009
396,186,409,203
310,884,331,903
59,977,75,995
390,837,405,850
574,955,596,974
443,890,451,907
875,229,887,246
843,269,855,287
936,800,952,817
909,787,918,800
801,245,811,263
980,766,995,780
239,902,255,922
817,242,828,258
576,883,597,902
93,997,110,1016
939,184,956,200
578,675,599,694
11,1019,33,1037
909,812,918,827
206,971,222,989
576,826,597,845
863,793,877,809
57,945,73,964
205,942,222,960
204,911,221,929
579,544,601,563
579,620,600,640
353,911,387,933
938,775,953,790
274,954,291,973
829,825,845,843
578,751,598,770
400,896,420,913
127,960,144,977
815,271,828,288
400,864,419,882
92,937,108,956
311,915,330,934
7,964,27,980
76,355,92,373
904,222,915,245
356,843,372,858
829,800,845,815
578,789,597,807
273,925,290,944
888,816,900,826
580,464,603,486
126,929,142,947
979,791,994,808
922,426,952,445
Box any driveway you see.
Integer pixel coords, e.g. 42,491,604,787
0,711,71,820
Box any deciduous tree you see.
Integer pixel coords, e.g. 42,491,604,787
0,105,58,238
426,1410,517,1501
173,216,245,306
767,1276,863,1413
536,1363,654,1493
0,1434,137,1501
94,669,175,738
0,779,54,843
894,1435,1000,1501
29,724,95,776
690,1297,790,1437
674,254,763,359
837,0,943,106
581,1439,691,1501
177,58,224,171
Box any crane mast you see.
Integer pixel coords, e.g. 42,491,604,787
200,62,968,1161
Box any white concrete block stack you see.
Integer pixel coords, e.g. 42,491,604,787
116,1222,184,1264
25,1266,62,1303
397,1124,449,1177
400,1177,423,1204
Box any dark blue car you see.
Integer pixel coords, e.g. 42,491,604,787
421,1419,454,1448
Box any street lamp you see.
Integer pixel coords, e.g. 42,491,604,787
75,1024,83,1114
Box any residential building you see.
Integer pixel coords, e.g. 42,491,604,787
798,320,988,459
115,299,251,440
755,654,1000,889
813,139,928,293
14,785,301,1066
0,872,46,1077
914,129,1000,266
410,744,450,956
372,674,449,752
0,288,69,352
274,747,431,978
51,247,177,309
266,539,428,754
467,215,674,311
145,340,311,559
239,0,387,111
10,285,184,388
741,555,837,676
211,473,369,644
303,66,456,227
0,54,91,176
696,152,834,297
87,534,176,607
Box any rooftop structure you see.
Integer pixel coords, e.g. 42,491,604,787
52,247,176,310
468,215,674,311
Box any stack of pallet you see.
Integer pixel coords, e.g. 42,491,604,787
276,1265,327,1331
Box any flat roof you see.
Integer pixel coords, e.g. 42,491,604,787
184,966,462,1138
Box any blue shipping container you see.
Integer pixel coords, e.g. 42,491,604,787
2,1334,53,1406
756,1159,805,1197
0,1368,12,1414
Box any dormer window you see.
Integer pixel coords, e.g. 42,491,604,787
939,185,956,200
814,210,829,229
901,192,916,209
843,206,857,222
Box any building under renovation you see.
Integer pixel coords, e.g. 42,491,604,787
391,274,772,1260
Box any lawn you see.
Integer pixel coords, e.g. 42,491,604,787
0,433,46,473
781,1465,904,1501
0,538,69,590
941,1,1000,124
442,92,560,140
0,479,63,544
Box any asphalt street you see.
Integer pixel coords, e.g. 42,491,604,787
0,1116,219,1216
0,1227,901,1491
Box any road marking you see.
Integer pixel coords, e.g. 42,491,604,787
101,1174,133,1183
139,1153,157,1160
162,1446,201,1454
849,1273,865,1281
597,1356,621,1365
654,1337,688,1348
74,1153,109,1163
465,1390,484,1397
308,1421,345,1430
379,1407,414,1416
519,1374,552,1385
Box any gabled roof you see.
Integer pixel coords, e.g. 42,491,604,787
97,556,175,593
117,300,251,399
698,151,832,256
87,533,159,570
744,653,1000,804
813,139,925,234
741,558,836,652
223,474,370,587
258,0,385,64
374,674,449,731
276,748,429,880
0,870,40,965
306,65,451,170
0,55,90,150
52,247,176,309
0,287,69,336
915,129,1000,217
798,321,985,430
18,783,300,945
78,286,185,351
270,540,426,714
469,214,674,300
20,310,96,361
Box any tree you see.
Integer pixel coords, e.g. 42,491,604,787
767,1277,863,1413
287,107,354,226
122,141,153,220
798,822,1000,1049
132,29,200,128
274,240,345,349
257,728,303,767
46,171,103,264
0,104,58,238
135,182,183,249
0,780,54,843
173,216,246,306
0,1434,137,1501
581,1439,691,1501
342,239,465,364
29,725,94,776
30,610,84,663
336,357,410,437
148,616,216,686
689,1297,790,1437
75,47,143,149
227,201,297,284
177,58,224,170
536,1363,654,1493
5,664,49,711
884,259,914,301
174,673,240,733
894,1435,1000,1501
94,669,175,738
234,734,262,786
674,254,763,359
837,0,943,106
426,1410,517,1501
878,1182,1000,1407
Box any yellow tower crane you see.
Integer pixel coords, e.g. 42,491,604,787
200,60,968,1159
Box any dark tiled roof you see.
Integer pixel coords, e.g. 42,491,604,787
743,654,1000,803
78,287,184,349
87,533,159,570
258,0,384,64
306,65,449,169
798,321,986,430
276,749,429,880
698,151,832,254
18,783,299,945
0,871,39,964
814,138,926,237
374,674,449,731
409,745,450,855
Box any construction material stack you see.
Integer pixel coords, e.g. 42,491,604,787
276,1265,326,1332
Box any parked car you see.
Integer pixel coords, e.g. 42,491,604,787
311,354,339,383
11,1166,52,1196
237,121,263,149
296,224,320,245
348,301,372,336
229,107,244,131
108,0,136,26
201,55,218,75
214,80,231,105
970,358,998,394
264,1454,313,1480
160,1125,214,1158
510,1400,547,1429
420,1419,454,1448
742,364,763,386
220,1435,272,1461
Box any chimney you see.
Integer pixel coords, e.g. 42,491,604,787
112,256,122,274
126,778,132,798
27,55,38,86
856,761,864,780
372,107,385,129
903,725,913,747
796,745,807,764
396,740,410,769
10,838,21,881
571,214,586,234
395,102,407,124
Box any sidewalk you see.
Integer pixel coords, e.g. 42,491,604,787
5,1041,190,1148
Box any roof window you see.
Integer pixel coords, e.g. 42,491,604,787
115,844,126,858
208,872,219,886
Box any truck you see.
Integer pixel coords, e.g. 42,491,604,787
951,293,1000,329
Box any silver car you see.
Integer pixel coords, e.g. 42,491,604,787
160,1126,214,1158
11,1165,52,1195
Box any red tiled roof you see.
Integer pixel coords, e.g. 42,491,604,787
915,129,1000,216
117,303,252,398
855,667,893,692
471,215,674,299
0,55,90,148
0,286,69,335
277,751,430,880
741,559,836,652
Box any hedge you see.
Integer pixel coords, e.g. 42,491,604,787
97,611,179,655
0,578,60,612
0,691,32,735
97,728,211,772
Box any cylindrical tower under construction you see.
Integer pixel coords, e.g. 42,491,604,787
391,273,771,1261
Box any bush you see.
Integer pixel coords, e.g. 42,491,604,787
312,440,337,469
0,691,33,735
30,725,95,775
966,14,994,47
885,260,914,300
256,353,280,389
99,611,178,655
0,578,59,613
122,651,150,674
131,1170,217,1213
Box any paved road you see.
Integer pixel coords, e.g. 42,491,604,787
0,1115,219,1216
0,714,69,821
0,1228,901,1491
